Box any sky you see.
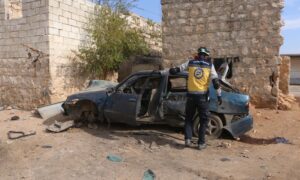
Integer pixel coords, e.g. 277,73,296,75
132,0,300,54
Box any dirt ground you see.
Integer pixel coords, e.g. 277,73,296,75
1,100,300,180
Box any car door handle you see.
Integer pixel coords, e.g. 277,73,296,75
129,98,137,102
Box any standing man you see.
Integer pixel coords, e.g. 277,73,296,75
169,47,222,150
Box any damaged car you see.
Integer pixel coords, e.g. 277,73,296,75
62,70,253,139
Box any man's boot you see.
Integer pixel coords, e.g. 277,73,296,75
198,143,207,150
185,139,193,147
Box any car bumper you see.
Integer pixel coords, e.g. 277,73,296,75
225,115,253,138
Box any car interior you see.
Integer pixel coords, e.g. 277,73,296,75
118,75,162,118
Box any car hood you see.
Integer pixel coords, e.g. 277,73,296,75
65,80,118,104
70,80,118,96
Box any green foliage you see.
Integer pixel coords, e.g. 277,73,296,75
74,0,149,79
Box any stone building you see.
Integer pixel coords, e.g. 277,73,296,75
0,0,161,109
162,0,284,108
285,54,300,85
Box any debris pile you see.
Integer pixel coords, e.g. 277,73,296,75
278,93,296,110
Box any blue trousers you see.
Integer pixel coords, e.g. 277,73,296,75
185,95,209,145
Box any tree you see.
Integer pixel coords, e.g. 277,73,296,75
74,0,149,79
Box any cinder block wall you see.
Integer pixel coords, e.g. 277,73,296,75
48,0,96,103
47,0,162,103
0,0,50,109
162,0,284,108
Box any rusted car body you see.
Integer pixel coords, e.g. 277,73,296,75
62,71,253,138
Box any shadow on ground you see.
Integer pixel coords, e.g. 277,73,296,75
81,123,186,150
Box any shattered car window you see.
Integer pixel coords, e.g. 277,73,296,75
118,76,147,94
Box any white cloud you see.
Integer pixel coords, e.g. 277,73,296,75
283,18,300,30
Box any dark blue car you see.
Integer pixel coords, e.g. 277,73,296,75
63,70,253,139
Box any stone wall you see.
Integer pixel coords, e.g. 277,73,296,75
161,0,284,108
0,0,50,109
279,56,290,95
0,0,162,109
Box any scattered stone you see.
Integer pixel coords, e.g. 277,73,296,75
149,141,160,150
278,93,296,110
266,173,272,179
0,106,4,111
137,139,145,145
264,116,270,120
256,111,261,116
10,116,20,121
220,157,231,162
217,142,232,149
6,106,12,110
260,165,267,169
41,145,52,149
240,151,250,159
47,120,75,133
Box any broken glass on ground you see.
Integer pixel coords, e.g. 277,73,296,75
143,169,156,180
107,154,123,162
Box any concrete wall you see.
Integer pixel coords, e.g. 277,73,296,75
0,0,50,109
161,0,284,108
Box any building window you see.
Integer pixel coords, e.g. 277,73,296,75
6,0,22,20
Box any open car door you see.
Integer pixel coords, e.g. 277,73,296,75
104,75,147,126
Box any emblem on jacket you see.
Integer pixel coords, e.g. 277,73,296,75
194,68,203,79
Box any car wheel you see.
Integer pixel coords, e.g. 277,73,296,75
193,114,223,139
80,110,97,123
71,101,98,123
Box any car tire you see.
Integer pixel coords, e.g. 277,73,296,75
71,101,98,123
193,114,223,139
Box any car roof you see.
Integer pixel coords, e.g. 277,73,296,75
133,70,188,77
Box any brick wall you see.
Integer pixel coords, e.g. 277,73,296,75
162,0,284,108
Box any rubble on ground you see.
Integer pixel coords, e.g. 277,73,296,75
278,93,297,110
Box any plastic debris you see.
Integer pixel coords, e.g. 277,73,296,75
274,137,290,144
143,169,156,180
107,154,123,162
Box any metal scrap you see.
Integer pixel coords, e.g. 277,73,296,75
7,131,36,140
37,102,64,120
